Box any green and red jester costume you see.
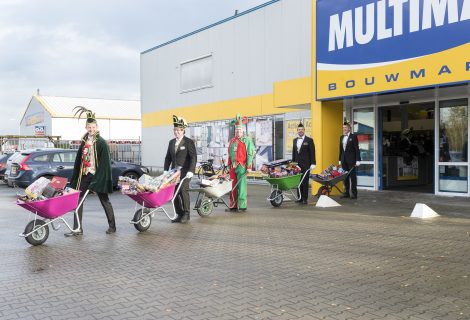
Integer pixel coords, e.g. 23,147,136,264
227,114,255,210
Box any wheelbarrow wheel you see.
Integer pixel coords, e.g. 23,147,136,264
197,196,214,217
317,186,330,197
270,190,283,207
133,208,152,232
24,220,49,246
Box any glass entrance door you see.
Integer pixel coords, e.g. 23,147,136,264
379,102,435,192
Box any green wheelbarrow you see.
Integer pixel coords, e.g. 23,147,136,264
264,170,310,207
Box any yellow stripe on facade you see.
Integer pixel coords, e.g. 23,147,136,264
318,42,470,99
143,77,312,128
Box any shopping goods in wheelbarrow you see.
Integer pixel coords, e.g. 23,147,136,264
262,159,309,207
191,173,244,216
120,170,189,232
310,165,356,196
17,187,89,246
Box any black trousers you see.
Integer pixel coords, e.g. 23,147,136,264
73,173,116,230
342,163,357,197
297,166,310,201
174,178,191,215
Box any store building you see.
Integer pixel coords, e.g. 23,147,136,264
141,0,470,196
20,94,141,140
141,0,313,169
316,0,470,195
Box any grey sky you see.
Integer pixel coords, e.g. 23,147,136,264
0,0,268,135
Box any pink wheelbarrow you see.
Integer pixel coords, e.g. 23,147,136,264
17,190,90,246
125,176,188,232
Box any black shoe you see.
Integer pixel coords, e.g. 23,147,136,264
239,208,247,212
350,195,357,200
302,200,308,204
340,194,350,199
295,199,303,203
180,213,190,223
171,215,182,223
225,208,238,212
64,230,82,237
106,227,116,234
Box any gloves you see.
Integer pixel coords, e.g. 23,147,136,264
163,171,168,175
310,164,316,170
355,161,361,166
186,171,194,178
338,161,341,165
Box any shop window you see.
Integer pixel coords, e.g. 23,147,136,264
357,164,374,187
439,99,468,162
353,108,374,161
439,165,468,193
285,118,311,157
274,117,284,160
353,108,374,188
188,116,274,170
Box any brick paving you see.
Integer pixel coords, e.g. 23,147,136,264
0,183,469,319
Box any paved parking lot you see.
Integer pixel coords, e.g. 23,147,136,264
1,182,469,319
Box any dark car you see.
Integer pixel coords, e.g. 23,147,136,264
4,149,54,186
7,149,148,188
0,153,13,180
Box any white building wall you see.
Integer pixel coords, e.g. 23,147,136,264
109,120,141,140
141,0,311,113
19,98,52,136
141,0,312,167
142,125,173,168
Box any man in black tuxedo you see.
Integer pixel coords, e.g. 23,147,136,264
339,122,361,199
164,115,197,223
292,122,316,204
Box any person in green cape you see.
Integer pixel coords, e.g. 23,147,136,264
226,114,255,212
64,106,116,236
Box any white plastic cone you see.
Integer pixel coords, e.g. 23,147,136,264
316,195,341,208
410,203,439,218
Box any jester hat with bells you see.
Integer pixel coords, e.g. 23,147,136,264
73,106,97,124
173,115,188,129
230,113,248,130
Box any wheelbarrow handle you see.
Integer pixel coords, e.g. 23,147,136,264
167,176,189,220
72,189,90,232
300,169,310,184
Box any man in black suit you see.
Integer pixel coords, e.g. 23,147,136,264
339,122,361,199
292,122,316,204
164,115,197,223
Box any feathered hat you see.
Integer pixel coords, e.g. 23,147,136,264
73,106,96,124
173,115,188,129
230,113,248,130
298,122,304,128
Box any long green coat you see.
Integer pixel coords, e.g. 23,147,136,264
70,133,113,194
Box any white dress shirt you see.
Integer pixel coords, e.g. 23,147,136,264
342,133,350,151
296,136,304,152
175,137,182,152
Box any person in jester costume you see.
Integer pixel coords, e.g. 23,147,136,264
226,114,255,212
64,106,116,237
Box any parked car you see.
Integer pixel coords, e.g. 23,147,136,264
7,149,149,188
4,149,60,186
0,153,13,180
